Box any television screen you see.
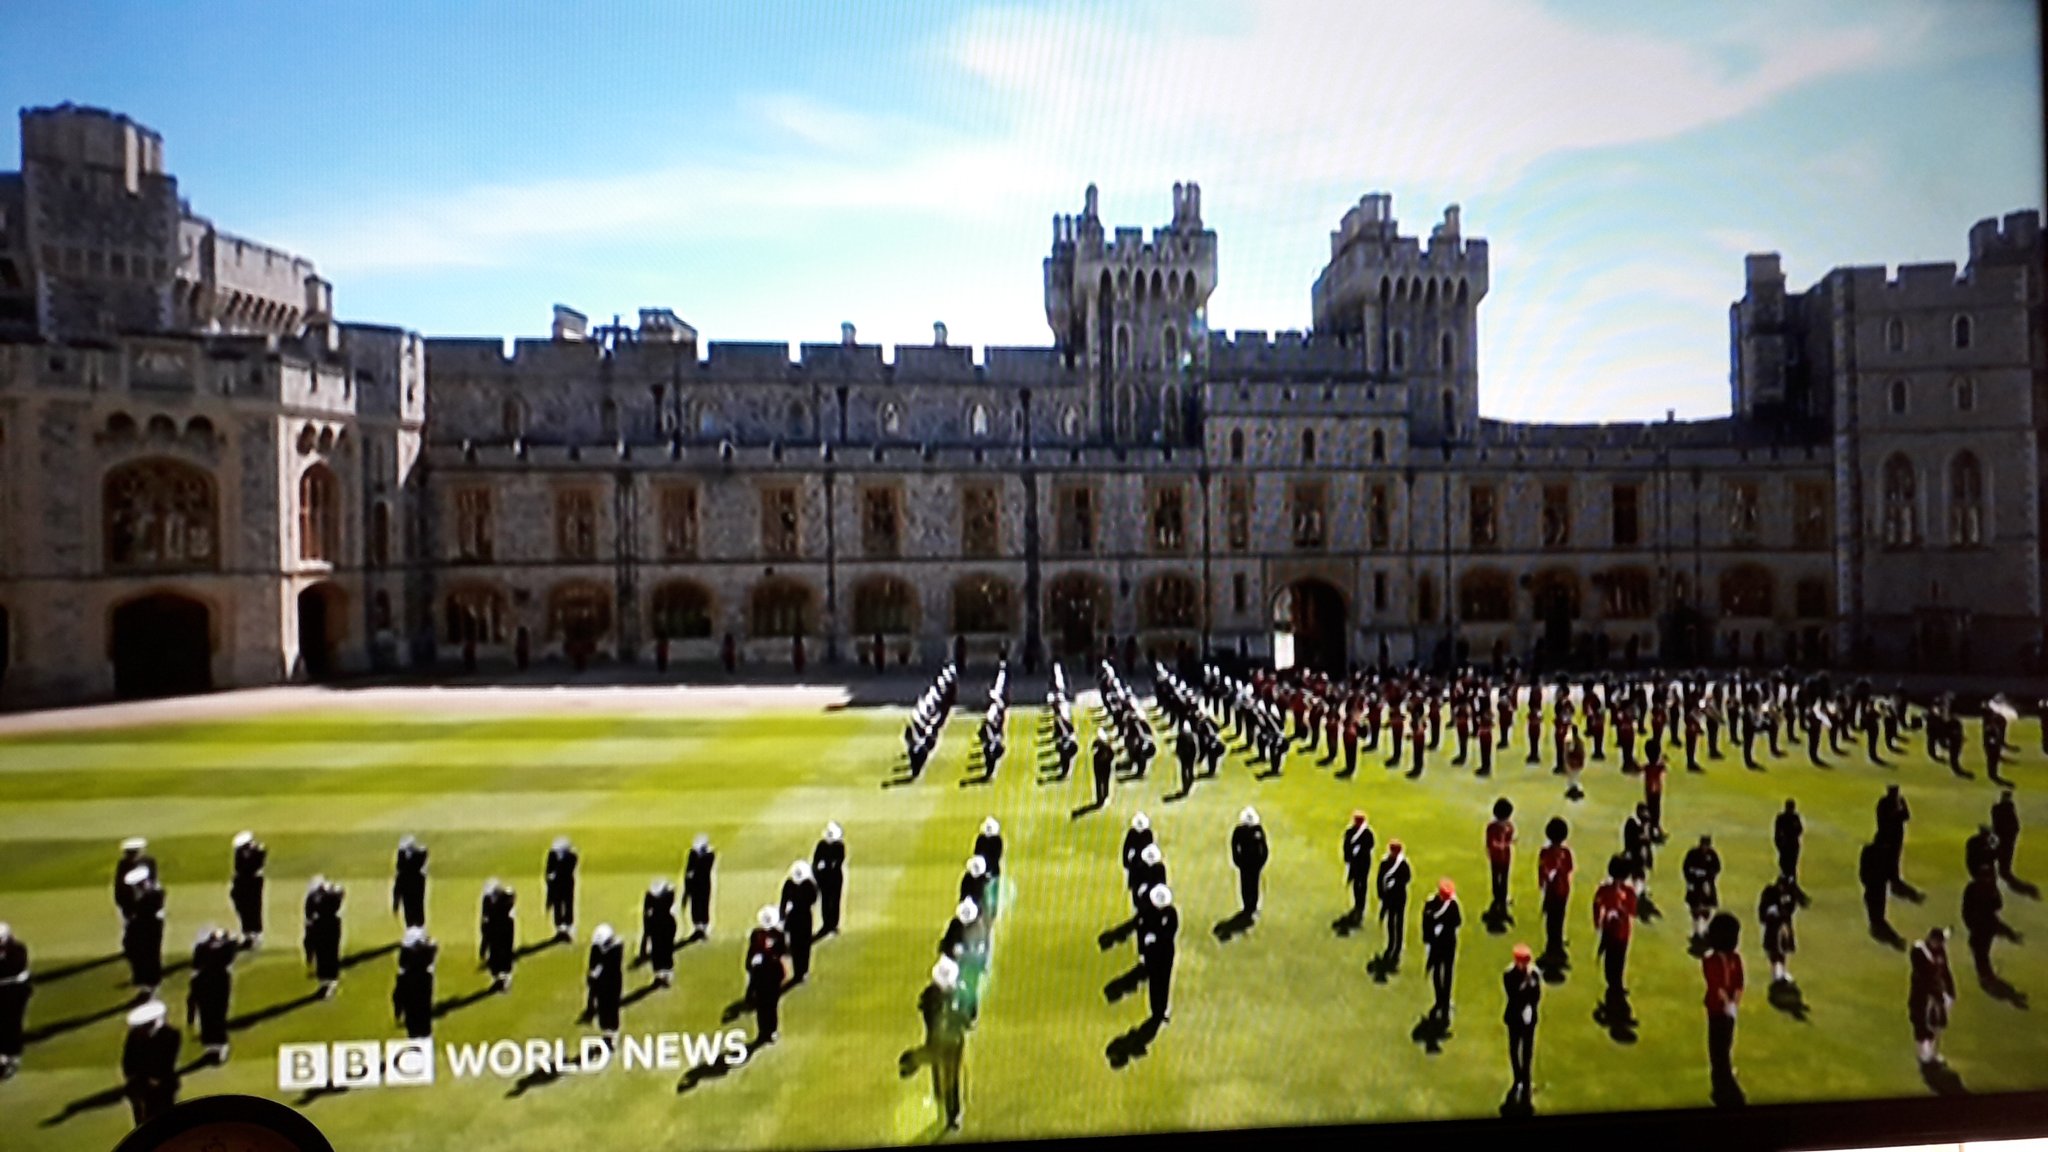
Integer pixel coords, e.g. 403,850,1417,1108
0,2,2045,1150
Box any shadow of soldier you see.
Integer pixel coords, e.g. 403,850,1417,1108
27,952,123,987
1102,963,1147,1004
226,988,326,1031
1105,1016,1162,1070
1979,972,2030,1009
1212,911,1255,943
1593,992,1640,1043
1410,1013,1451,1054
1767,981,1812,1022
507,1066,562,1099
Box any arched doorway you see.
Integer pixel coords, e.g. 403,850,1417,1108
1528,568,1581,669
297,583,346,681
1047,572,1109,659
110,593,212,698
1273,579,1347,673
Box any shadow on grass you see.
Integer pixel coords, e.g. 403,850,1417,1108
339,942,401,971
1871,922,1910,951
719,994,752,1025
29,952,122,987
1212,911,1255,943
228,989,325,1031
1069,797,1108,819
1102,963,1147,1004
507,1067,561,1098
40,1082,127,1126
23,994,143,1046
881,770,921,790
1594,993,1640,1043
677,1046,758,1095
1410,1013,1451,1054
1097,918,1137,951
294,1084,349,1109
1981,973,2031,1009
1331,913,1362,938
621,981,665,1009
511,937,567,962
433,984,500,1020
1922,1062,1968,1096
1768,980,1811,1022
1104,1016,1161,1070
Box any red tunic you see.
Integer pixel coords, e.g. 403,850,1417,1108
1703,951,1745,1014
1643,759,1667,797
1538,844,1574,901
1593,879,1637,943
1486,819,1514,865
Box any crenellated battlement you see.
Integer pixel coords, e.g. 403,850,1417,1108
1204,330,1366,375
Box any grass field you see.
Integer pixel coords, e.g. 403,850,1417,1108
3,682,2047,1152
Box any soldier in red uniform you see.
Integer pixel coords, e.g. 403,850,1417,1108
1643,744,1669,844
1476,702,1497,777
1586,690,1608,761
1701,912,1746,1106
1537,818,1574,969
1593,856,1638,1020
1497,689,1515,752
1486,799,1516,925
1684,705,1704,773
1525,689,1544,766
1338,703,1360,779
1405,703,1428,779
745,905,789,1045
1617,705,1639,773
1453,697,1474,767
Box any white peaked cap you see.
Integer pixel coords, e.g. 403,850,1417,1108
232,831,254,848
1150,885,1173,908
982,817,1000,837
127,1000,167,1028
931,956,960,989
399,835,417,849
824,822,843,843
593,924,616,946
124,866,151,886
121,838,147,852
649,877,669,894
758,905,780,930
790,860,812,883
403,927,425,946
1140,844,1162,865
1132,812,1150,832
484,878,502,893
693,834,710,850
1241,807,1260,827
308,875,326,892
956,899,979,923
0,923,10,941
195,925,217,944
966,856,986,877
552,837,571,851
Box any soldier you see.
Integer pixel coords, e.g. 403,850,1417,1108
1338,704,1361,778
303,876,344,997
959,856,991,921
1701,911,1746,1106
394,926,437,1040
1859,841,1892,937
1092,732,1116,806
972,818,1002,919
585,923,624,1043
121,1000,181,1127
641,878,678,987
1123,812,1156,875
1231,807,1269,919
545,836,579,941
684,834,716,940
392,835,428,931
1993,790,2022,887
1877,786,1912,895
1986,694,2018,785
1486,798,1516,923
1475,700,1497,777
0,923,26,1080
814,822,847,935
230,830,267,947
746,906,788,1045
915,956,976,1131
1129,844,1167,925
939,898,989,986
1593,856,1638,1012
1538,818,1574,966
123,867,166,997
113,837,157,928
1422,878,1462,1022
1139,884,1179,1024
1343,811,1376,925
1176,722,1199,792
1909,927,1957,1069
480,879,517,992
1774,800,1805,898
1965,824,2000,880
1683,835,1723,947
186,926,235,1063
1377,840,1414,968
1962,871,2022,984
1758,873,1799,987
781,860,820,983
1642,743,1669,842
1502,943,1542,1108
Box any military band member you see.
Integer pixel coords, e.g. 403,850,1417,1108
394,925,437,1040
916,956,975,1130
114,838,157,927
960,856,991,921
1524,691,1543,766
1876,786,1913,895
230,830,267,947
1406,704,1427,778
1140,884,1179,1024
1503,944,1542,1107
1859,841,1892,937
1377,840,1414,968
1683,835,1723,946
1966,824,2000,880
1962,871,2022,984
1130,844,1167,922
1486,799,1516,922
1538,819,1574,966
393,835,428,930
121,1000,181,1126
1339,707,1361,778
973,818,1003,918
1774,800,1805,895
685,834,716,939
545,836,580,941
1909,927,1957,1068
1475,704,1497,777
1344,811,1376,924
1232,807,1269,919
123,867,166,996
1593,856,1638,1011
1986,694,2018,785
1176,723,1199,791
1423,879,1462,1022
303,876,344,997
1642,745,1669,842
0,924,26,1079
641,879,678,986
1562,727,1586,802
1758,874,1798,986
815,822,848,935
781,861,820,983
1123,812,1155,875
1092,733,1116,806
1993,790,2022,887
1701,911,1746,1105
186,926,235,1063
480,879,517,991
746,907,788,1044
940,899,990,988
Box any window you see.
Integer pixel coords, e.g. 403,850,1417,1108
1955,377,1976,412
1949,452,1985,546
1229,428,1245,462
1791,481,1828,548
1726,481,1761,545
501,399,524,440
969,403,990,439
1540,483,1570,549
1441,332,1455,370
454,488,493,561
1301,429,1316,463
1115,325,1131,369
1441,390,1456,431
1601,568,1653,619
299,464,339,563
1290,481,1327,550
1719,565,1774,618
1795,577,1828,619
879,402,903,437
862,486,902,558
546,582,612,642
1611,483,1641,547
952,575,1015,634
1150,484,1186,552
1888,379,1908,415
660,486,699,559
1881,454,1918,547
651,581,714,639
1468,484,1499,550
1225,480,1251,551
1416,574,1438,623
962,484,1000,557
1391,330,1406,372
1161,384,1182,443
1954,314,1973,350
1457,569,1512,622
1056,484,1096,554
444,585,507,643
762,486,800,558
1372,571,1389,613
103,458,219,571
749,578,813,637
1140,573,1201,630
370,502,392,567
1367,483,1391,549
1885,317,1905,353
853,577,917,635
555,489,599,562
1370,429,1386,463
786,400,809,440
1163,325,1180,369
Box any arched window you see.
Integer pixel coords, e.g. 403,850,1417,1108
1301,428,1316,463
1149,269,1162,299
1229,428,1245,462
1370,429,1386,463
1888,379,1908,415
1162,325,1179,369
1457,569,1513,622
650,581,715,639
969,403,991,439
103,458,219,571
1955,377,1976,412
1183,271,1197,300
1719,565,1775,618
952,575,1017,634
1885,317,1905,352
1391,330,1407,372
749,578,814,638
852,576,918,635
501,399,525,440
370,502,391,567
1441,332,1455,370
1441,389,1456,431
1882,453,1918,547
1134,271,1147,303
1161,384,1182,443
1954,314,1973,350
1139,573,1202,630
880,401,902,436
299,464,339,563
443,584,508,644
1949,451,1985,546
1115,325,1131,369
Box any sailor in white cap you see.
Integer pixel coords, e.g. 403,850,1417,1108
584,923,623,1042
1231,807,1269,920
395,925,438,1039
1129,843,1167,923
392,834,429,930
114,837,155,926
1139,884,1179,1024
121,998,181,1124
745,905,788,1044
940,898,989,986
684,834,716,939
230,830,267,946
0,922,28,1078
303,874,345,997
545,836,579,941
122,865,167,996
480,877,517,991
640,878,678,986
813,822,846,936
912,953,976,1130
781,860,819,982
974,818,1005,917
187,925,236,1062
1122,812,1155,876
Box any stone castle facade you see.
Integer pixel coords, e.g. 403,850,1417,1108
0,102,2041,706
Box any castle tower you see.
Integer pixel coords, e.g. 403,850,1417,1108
1310,193,1488,444
1045,182,1218,445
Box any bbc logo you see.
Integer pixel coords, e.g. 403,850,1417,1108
278,1040,435,1090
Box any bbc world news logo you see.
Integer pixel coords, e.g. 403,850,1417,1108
279,1030,749,1091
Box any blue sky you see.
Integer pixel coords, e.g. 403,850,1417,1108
1,0,2040,421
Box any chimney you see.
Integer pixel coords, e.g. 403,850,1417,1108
934,321,949,346
841,322,856,346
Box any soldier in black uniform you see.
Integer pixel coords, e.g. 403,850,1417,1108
1377,840,1414,969
585,923,624,1042
746,906,788,1044
230,830,267,947
1176,723,1199,793
1343,811,1376,925
186,926,236,1063
911,956,976,1131
123,867,166,996
393,835,429,931
813,822,847,935
1774,800,1807,903
303,876,345,997
480,879,517,991
1139,884,1179,1024
1876,786,1913,895
685,834,716,940
0,923,25,1080
114,838,157,928
1231,807,1269,920
1859,841,1892,938
1503,944,1541,1109
394,926,437,1040
545,836,579,941
960,855,991,923
973,818,1003,919
1091,733,1116,807
1993,790,2022,887
121,1000,181,1127
939,898,990,988
640,878,678,986
1962,871,2022,984
781,861,820,983
1122,812,1155,875
1966,824,2001,880
1683,835,1722,948
1422,878,1462,1022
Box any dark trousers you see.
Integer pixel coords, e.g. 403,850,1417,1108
128,1082,175,1126
929,1042,964,1123
1863,886,1887,931
0,984,27,1058
1146,949,1174,1019
1382,907,1406,961
820,876,844,934
397,883,426,930
195,987,230,1047
549,888,575,931
1602,937,1628,997
1427,948,1455,1017
1707,1011,1737,1088
1349,878,1369,921
232,879,264,936
1094,771,1111,805
1507,1024,1535,1088
1970,932,1997,981
1490,860,1509,913
1239,868,1261,916
1543,897,1566,958
309,929,341,981
1778,844,1799,881
789,928,813,979
751,979,781,1039
687,887,711,930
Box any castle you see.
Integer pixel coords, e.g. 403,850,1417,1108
0,102,2041,706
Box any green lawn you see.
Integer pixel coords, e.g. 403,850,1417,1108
2,693,2046,1151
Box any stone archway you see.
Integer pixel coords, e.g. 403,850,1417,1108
1273,578,1347,673
110,592,212,699
298,582,347,681
1047,572,1110,659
